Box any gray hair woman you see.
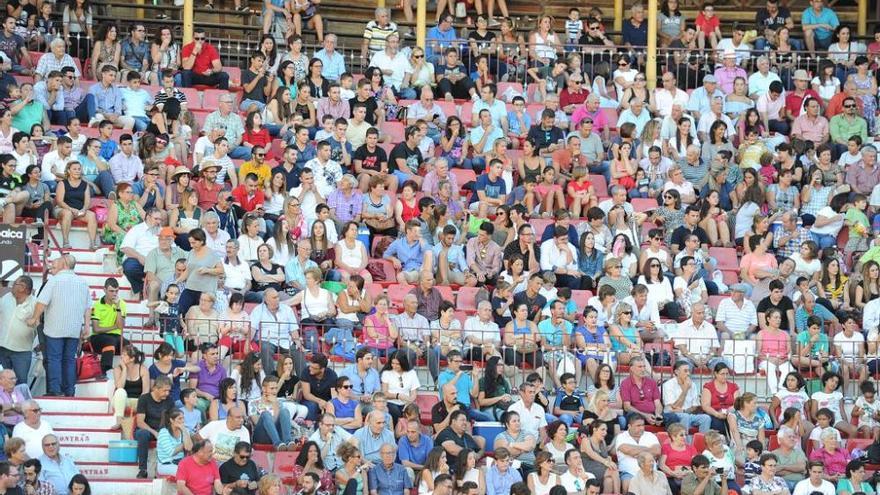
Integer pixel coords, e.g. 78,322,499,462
201,210,230,258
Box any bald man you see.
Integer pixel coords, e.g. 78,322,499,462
353,410,395,463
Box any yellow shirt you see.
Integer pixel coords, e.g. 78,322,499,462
237,160,272,186
91,297,127,336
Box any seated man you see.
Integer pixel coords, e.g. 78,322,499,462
198,406,250,464
435,410,485,475
675,303,728,372
218,441,260,495
248,376,292,450
468,159,507,219
175,440,224,495
36,436,78,495
134,376,174,478
12,401,52,459
384,220,430,284
180,28,230,89
0,369,31,431
367,444,413,495
89,278,126,374
434,48,475,101
353,410,395,464
119,208,162,300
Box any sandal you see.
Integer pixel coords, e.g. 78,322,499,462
62,242,71,249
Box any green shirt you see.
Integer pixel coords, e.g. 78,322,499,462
681,473,721,495
12,100,43,132
796,330,829,356
837,478,875,495
829,114,869,144
91,297,127,336
771,447,807,483
845,207,870,238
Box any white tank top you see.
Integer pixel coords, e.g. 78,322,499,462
338,240,363,268
302,287,332,319
529,472,560,495
533,31,559,60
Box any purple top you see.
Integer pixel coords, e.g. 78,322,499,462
327,189,364,224
0,385,30,426
195,359,227,398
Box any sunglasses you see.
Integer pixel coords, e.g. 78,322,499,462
340,385,353,389
194,36,205,41
255,153,266,157
413,54,424,59
650,264,660,267
844,104,856,108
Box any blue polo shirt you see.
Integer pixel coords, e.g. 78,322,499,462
368,462,413,495
426,25,458,60
537,318,573,347
398,433,433,467
353,426,396,463
438,370,474,408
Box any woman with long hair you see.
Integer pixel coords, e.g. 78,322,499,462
92,22,120,79
266,218,295,267
309,220,335,277
258,34,279,76
54,161,97,249
68,474,91,495
306,57,330,99
243,111,273,161
62,0,93,60
110,345,148,432
454,448,485,494
291,441,335,493
156,409,192,475
580,417,619,492
757,308,793,394
149,27,180,84
169,188,202,250
813,59,841,105
208,377,241,421
528,451,561,495
819,258,848,311
439,116,472,170
477,355,513,421
380,350,419,420
418,447,450,495
275,60,298,101
849,56,877,134
665,117,696,161
264,87,295,137
217,292,256,363
637,256,677,317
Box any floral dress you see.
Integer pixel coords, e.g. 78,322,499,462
104,200,142,265
853,73,877,134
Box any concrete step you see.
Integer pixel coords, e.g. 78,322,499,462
43,412,116,430
73,379,114,399
61,444,111,463
78,462,140,480
90,478,157,495
37,397,110,414
55,428,123,445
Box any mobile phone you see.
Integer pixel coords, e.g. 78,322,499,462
715,468,724,474
461,364,474,371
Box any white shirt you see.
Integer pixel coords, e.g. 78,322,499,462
472,98,508,130
120,222,159,258
193,135,215,162
539,238,579,272
676,319,720,357
369,50,413,90
306,158,343,198
463,316,499,345
716,39,752,65
560,471,595,493
715,298,757,337
697,112,735,138
13,420,54,459
507,399,548,439
223,260,252,292
289,186,320,221
40,150,74,182
614,430,659,476
662,377,701,412
621,295,662,327
654,88,690,118
792,479,835,495
810,206,845,236
381,369,420,405
205,229,231,259
198,420,251,463
0,293,36,353
833,331,864,359
864,298,880,333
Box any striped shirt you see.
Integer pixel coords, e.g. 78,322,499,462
363,20,398,54
37,270,90,339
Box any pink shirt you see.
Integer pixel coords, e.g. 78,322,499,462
363,314,393,349
791,114,830,144
620,376,661,415
809,447,849,476
714,67,749,95
571,107,608,132
757,329,790,360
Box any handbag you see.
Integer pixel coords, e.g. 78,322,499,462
76,343,103,381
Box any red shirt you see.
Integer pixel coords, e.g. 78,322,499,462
176,456,220,495
785,89,821,118
661,442,698,470
826,92,864,119
194,178,221,210
703,380,739,412
619,376,661,415
243,128,273,160
231,184,265,212
560,88,589,111
182,42,220,76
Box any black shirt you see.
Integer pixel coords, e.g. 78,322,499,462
271,371,299,399
349,96,380,126
241,69,269,103
526,124,565,153
304,368,338,402
513,291,547,321
755,7,791,31
491,295,511,329
219,458,261,495
271,164,300,190
388,142,423,175
136,392,175,431
502,241,541,270
435,427,480,474
756,296,795,331
353,144,388,173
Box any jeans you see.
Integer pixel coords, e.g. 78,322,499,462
180,70,230,90
229,146,252,160
259,341,306,380
302,399,323,421
177,289,203,323
395,87,417,100
134,428,155,471
466,407,493,422
0,348,31,384
132,116,150,132
122,258,145,295
67,94,96,124
811,232,837,250
240,99,267,112
557,412,583,427
588,161,611,184
95,170,116,197
254,409,292,446
674,412,712,433
428,345,445,384
45,336,78,396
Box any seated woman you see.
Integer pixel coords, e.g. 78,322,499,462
217,293,256,365
808,429,849,481
380,351,420,420
103,183,144,266
110,345,150,432
271,355,308,421
290,441,335,493
659,423,698,494
54,161,98,249
185,292,221,356
168,188,202,250
290,267,338,354
329,376,362,432
728,392,766,463
837,460,874,495
156,409,192,475
248,243,285,303
335,221,373,283
493,410,537,473
702,430,739,494
230,352,265,407
208,378,243,422
363,295,397,361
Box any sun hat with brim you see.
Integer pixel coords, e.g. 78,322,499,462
199,162,222,174
171,165,193,180
793,69,810,81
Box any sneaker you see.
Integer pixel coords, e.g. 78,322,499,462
88,113,104,127
488,17,500,26
136,471,148,479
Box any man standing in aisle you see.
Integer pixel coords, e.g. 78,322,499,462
26,255,90,398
